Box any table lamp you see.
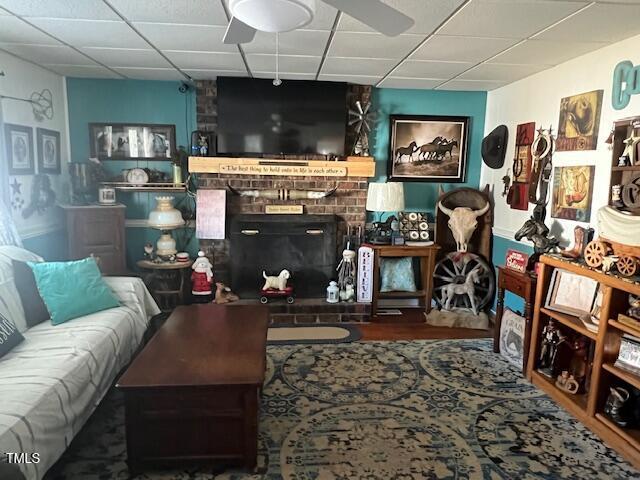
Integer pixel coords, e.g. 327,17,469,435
148,196,185,257
366,183,405,244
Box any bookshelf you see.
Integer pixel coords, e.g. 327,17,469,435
527,254,640,468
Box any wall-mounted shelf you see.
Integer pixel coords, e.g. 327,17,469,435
101,182,187,192
188,156,375,177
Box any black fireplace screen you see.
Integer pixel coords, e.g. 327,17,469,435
230,214,337,298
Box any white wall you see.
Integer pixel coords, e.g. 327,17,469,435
482,33,640,245
0,51,70,238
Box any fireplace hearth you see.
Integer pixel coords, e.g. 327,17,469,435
230,214,337,298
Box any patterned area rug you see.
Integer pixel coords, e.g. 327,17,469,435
45,339,638,479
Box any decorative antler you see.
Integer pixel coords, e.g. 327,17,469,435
227,183,337,200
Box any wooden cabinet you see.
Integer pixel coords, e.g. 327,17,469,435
370,244,440,320
493,266,537,375
527,254,640,468
61,204,126,275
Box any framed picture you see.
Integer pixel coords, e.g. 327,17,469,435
556,90,603,151
36,128,61,174
551,165,595,221
89,123,176,160
387,115,469,182
545,268,599,317
4,124,34,175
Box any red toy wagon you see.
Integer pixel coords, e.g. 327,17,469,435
260,286,295,304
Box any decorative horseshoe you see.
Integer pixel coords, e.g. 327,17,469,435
531,132,552,160
622,173,640,209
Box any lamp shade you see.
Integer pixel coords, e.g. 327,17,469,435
148,196,185,230
366,183,405,212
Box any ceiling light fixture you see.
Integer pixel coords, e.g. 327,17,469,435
230,0,314,33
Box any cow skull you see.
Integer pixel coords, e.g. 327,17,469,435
438,201,490,252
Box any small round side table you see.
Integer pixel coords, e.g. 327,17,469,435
137,259,194,311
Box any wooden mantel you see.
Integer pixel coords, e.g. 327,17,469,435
188,156,375,178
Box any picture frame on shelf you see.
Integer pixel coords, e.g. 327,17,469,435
387,114,469,183
36,128,61,174
545,268,599,317
89,123,175,161
5,124,34,175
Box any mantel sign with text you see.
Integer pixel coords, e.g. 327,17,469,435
219,163,347,177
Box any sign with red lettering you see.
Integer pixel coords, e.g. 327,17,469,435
505,249,528,273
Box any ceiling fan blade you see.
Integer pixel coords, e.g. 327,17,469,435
223,16,257,44
322,0,414,36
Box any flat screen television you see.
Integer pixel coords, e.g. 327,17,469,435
217,77,347,156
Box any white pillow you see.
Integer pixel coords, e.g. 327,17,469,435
0,246,43,332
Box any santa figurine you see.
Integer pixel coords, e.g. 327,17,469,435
191,251,214,303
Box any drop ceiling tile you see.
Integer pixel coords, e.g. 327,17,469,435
338,0,466,35
28,18,148,48
163,50,245,70
43,63,121,78
490,38,607,65
81,47,171,68
113,67,185,80
134,23,237,52
253,72,317,81
411,35,517,62
534,3,640,43
437,78,508,91
242,30,331,55
0,0,119,20
322,57,397,76
317,73,380,85
108,0,228,25
0,16,60,44
392,60,473,78
0,43,94,64
439,0,587,39
0,8,10,15
246,54,321,74
459,62,551,82
304,0,338,30
184,69,248,80
378,77,444,89
328,32,422,59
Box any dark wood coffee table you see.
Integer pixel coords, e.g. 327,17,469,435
117,304,269,473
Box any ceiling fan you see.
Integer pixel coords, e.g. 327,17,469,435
223,0,415,44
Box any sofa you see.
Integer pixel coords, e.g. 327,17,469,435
0,246,160,480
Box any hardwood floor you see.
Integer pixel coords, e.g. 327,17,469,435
359,323,492,341
359,308,493,341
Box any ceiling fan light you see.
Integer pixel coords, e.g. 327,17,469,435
229,0,315,33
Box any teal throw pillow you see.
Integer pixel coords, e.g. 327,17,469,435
380,257,417,293
28,258,120,325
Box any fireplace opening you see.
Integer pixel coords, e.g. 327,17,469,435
230,214,337,298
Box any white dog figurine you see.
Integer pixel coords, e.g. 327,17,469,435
262,269,290,291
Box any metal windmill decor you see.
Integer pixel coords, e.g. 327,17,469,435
348,100,377,156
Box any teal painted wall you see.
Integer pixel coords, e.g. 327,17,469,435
492,234,535,313
66,78,198,266
23,230,67,261
371,88,487,214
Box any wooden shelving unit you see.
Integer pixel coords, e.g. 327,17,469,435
608,116,640,214
527,254,640,468
101,182,187,192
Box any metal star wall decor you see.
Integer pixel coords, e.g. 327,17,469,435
10,178,22,195
348,100,377,156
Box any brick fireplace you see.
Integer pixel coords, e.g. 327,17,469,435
194,79,371,287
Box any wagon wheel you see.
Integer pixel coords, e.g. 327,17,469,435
617,255,637,277
584,241,607,268
433,252,495,313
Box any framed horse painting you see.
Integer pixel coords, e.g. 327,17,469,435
387,115,469,182
89,123,176,160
